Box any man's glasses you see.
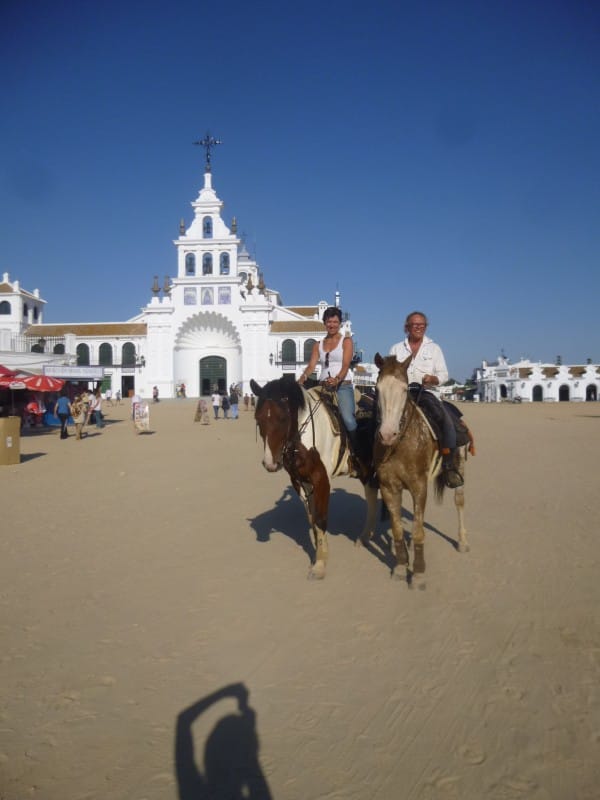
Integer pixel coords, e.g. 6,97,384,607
408,323,427,328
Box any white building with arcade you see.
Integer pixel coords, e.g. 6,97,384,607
1,146,355,398
476,354,599,403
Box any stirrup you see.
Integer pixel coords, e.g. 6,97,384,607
443,465,464,488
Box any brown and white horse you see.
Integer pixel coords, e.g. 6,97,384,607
250,375,378,579
368,353,470,580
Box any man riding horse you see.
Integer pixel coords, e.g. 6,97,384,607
389,310,465,488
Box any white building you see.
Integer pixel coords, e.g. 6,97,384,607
1,160,355,397
476,354,599,402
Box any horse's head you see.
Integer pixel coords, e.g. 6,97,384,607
374,352,411,446
250,375,306,472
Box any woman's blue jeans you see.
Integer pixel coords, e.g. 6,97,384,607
336,383,357,432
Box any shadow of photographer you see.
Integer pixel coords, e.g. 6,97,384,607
175,682,272,800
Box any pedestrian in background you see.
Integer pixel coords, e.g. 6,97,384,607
229,386,239,419
54,391,72,440
211,390,221,419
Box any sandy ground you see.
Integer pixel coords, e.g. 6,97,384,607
1,398,599,800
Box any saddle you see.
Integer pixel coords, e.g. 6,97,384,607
306,385,377,481
308,385,343,437
408,386,472,450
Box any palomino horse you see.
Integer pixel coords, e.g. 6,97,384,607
250,375,378,579
368,353,470,580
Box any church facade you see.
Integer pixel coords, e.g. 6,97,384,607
1,158,354,398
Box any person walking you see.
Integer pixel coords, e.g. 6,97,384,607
211,390,221,420
94,389,104,428
221,393,230,420
229,386,239,419
54,391,72,439
71,395,86,440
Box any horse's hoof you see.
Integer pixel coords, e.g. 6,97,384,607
458,542,470,553
413,545,425,574
308,562,326,580
411,572,427,590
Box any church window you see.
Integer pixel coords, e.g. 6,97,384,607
23,303,28,317
184,288,197,305
239,271,247,284
53,343,65,355
304,339,317,362
77,343,90,366
99,343,113,366
122,342,136,366
218,287,231,304
220,253,230,275
185,253,196,276
201,288,214,305
0,301,11,314
282,339,297,365
203,253,213,275
203,216,213,238
33,307,39,321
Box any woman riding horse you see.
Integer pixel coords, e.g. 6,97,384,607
298,306,358,466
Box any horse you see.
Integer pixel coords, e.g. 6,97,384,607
367,353,470,580
250,374,378,579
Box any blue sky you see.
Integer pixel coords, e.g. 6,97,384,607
1,0,599,381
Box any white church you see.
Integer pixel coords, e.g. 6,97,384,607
0,142,354,398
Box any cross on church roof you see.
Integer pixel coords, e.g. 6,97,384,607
193,132,222,172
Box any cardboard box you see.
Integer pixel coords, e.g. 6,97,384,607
0,416,21,465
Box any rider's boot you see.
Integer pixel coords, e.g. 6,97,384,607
441,447,464,488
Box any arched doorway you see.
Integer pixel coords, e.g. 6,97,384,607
559,384,570,401
586,385,597,401
200,356,226,396
532,385,543,402
499,384,508,400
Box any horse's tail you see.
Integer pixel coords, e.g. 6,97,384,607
434,471,446,502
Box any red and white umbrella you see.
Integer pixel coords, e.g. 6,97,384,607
19,375,65,392
0,378,27,390
0,377,27,415
0,364,18,379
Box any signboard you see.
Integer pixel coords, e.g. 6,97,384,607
43,365,105,379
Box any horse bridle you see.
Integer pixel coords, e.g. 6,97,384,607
377,380,419,464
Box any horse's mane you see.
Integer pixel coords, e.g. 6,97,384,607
258,374,306,412
376,354,410,381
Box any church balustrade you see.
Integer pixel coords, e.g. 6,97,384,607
11,334,71,355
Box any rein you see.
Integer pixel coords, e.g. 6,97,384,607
283,388,324,460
